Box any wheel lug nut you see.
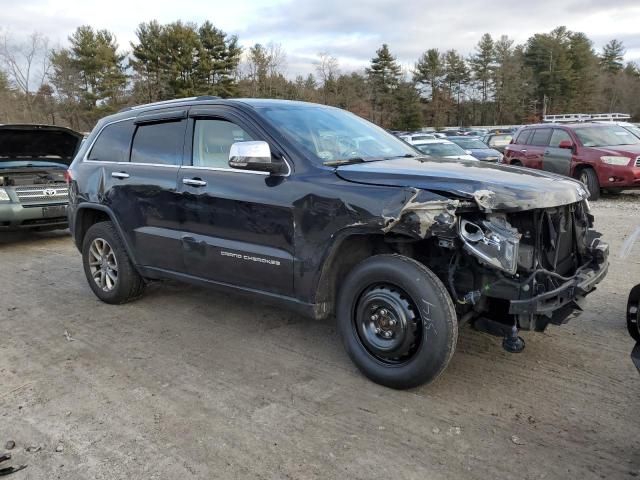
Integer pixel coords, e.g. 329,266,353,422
389,319,397,326
380,309,388,316
375,327,381,334
371,314,378,321
384,331,392,338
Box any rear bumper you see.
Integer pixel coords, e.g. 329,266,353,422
0,202,68,230
508,241,609,325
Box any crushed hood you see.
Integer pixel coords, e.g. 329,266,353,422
0,124,83,166
336,157,588,211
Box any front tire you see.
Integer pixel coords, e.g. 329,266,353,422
577,167,600,200
82,221,145,304
336,255,458,389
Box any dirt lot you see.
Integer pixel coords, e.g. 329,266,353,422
1,193,639,480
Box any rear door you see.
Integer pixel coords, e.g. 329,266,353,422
175,106,295,296
78,114,186,272
542,128,574,176
524,128,552,169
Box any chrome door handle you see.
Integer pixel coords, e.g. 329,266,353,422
520,149,527,153
111,171,130,179
183,178,207,187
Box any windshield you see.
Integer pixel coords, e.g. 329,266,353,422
449,138,488,149
257,105,417,164
622,124,640,139
488,134,512,147
410,135,435,141
415,143,467,157
574,125,640,147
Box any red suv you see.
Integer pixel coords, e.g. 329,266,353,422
503,123,640,199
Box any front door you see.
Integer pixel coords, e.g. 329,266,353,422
176,108,294,296
542,128,573,176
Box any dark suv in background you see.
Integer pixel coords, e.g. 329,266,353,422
503,123,640,200
67,97,608,389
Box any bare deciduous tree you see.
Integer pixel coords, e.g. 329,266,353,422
315,52,339,104
0,31,51,94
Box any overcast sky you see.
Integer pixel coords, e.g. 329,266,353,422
1,0,639,76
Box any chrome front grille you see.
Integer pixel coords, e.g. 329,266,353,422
635,156,640,167
14,183,69,204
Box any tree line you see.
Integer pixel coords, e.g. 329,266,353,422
0,22,639,132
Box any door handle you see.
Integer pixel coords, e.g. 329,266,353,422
111,171,130,179
183,178,207,187
520,149,527,153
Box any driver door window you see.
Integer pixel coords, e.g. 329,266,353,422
193,119,255,169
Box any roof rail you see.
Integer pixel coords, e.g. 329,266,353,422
118,96,221,113
543,113,631,123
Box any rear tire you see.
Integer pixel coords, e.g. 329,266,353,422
336,254,458,389
511,160,523,167
577,167,600,200
82,221,145,304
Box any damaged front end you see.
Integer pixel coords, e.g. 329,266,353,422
381,187,609,334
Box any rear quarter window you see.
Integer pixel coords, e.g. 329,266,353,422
87,120,135,162
514,129,531,145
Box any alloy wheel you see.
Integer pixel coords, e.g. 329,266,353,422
88,237,118,292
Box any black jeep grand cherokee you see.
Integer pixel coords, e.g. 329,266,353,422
68,97,609,389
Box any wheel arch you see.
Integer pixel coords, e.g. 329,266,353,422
312,231,406,319
73,204,140,267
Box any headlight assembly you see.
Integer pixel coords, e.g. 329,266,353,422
459,217,521,274
0,188,10,202
600,156,631,166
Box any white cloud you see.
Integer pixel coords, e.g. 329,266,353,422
0,0,638,76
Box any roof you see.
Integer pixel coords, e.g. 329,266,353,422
119,96,329,114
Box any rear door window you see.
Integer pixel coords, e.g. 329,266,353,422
130,120,187,165
549,129,572,148
514,129,531,145
529,128,552,146
87,120,135,162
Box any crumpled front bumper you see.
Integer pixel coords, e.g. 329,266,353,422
508,240,609,323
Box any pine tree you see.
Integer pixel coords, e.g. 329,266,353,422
600,39,625,74
196,21,241,97
366,44,401,126
50,26,127,110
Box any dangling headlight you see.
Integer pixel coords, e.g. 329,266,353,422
459,217,521,274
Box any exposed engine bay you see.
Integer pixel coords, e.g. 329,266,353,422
409,198,608,333
0,169,66,187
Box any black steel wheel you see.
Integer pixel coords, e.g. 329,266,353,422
354,284,421,365
337,254,458,389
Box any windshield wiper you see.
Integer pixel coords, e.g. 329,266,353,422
324,153,417,167
323,157,368,166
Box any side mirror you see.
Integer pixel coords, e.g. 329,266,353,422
558,139,574,150
228,141,284,174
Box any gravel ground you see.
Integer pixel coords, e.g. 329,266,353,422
1,192,639,479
